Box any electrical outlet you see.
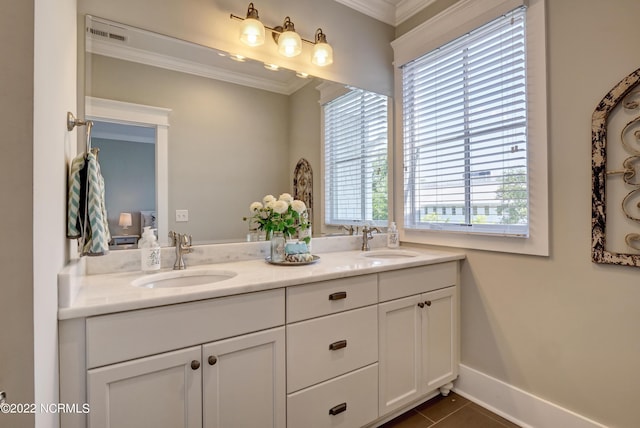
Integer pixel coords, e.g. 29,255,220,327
175,209,189,222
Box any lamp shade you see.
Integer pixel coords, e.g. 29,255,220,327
312,29,333,66
118,212,132,228
240,17,265,46
277,17,302,57
312,42,333,66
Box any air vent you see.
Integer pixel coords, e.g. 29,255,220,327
86,20,128,44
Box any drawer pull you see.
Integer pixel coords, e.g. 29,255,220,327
425,300,432,307
328,291,347,301
329,402,347,416
208,355,218,366
190,360,200,370
329,340,347,351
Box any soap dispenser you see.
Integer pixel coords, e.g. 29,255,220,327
387,222,399,248
139,226,161,273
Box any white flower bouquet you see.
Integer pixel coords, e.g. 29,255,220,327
244,193,310,242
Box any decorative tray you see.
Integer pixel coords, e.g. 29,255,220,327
265,255,320,266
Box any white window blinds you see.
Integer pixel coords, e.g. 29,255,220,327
324,88,388,226
402,7,528,236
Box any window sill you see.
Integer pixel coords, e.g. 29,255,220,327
401,227,549,256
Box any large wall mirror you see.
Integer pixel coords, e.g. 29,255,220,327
83,15,391,247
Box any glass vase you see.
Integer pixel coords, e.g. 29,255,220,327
270,231,286,262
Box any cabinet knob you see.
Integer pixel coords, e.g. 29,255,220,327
329,340,347,351
425,300,432,307
208,355,218,366
328,291,347,301
418,302,425,308
329,402,347,416
190,360,200,370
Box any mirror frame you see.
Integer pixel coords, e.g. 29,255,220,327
86,96,171,246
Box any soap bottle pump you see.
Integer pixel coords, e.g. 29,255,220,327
139,226,161,273
387,221,399,248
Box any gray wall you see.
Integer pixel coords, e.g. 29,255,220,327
96,137,156,236
0,1,35,427
404,1,640,426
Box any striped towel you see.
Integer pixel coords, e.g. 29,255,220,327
67,151,110,255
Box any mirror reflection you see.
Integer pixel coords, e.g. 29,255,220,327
84,15,389,247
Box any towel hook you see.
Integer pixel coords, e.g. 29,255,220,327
67,112,95,154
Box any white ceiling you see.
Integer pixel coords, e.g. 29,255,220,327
334,0,437,26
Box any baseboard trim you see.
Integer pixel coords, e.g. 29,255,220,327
453,364,607,428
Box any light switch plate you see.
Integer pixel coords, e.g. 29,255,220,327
175,210,189,222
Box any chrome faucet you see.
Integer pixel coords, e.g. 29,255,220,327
339,225,355,235
361,225,381,251
169,231,193,270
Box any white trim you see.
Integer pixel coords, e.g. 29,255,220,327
391,0,527,67
454,365,608,428
86,96,171,246
393,0,548,256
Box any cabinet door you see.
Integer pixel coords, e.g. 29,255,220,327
378,294,423,415
202,327,285,428
421,286,458,390
87,346,202,428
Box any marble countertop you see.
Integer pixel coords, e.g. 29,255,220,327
58,247,464,320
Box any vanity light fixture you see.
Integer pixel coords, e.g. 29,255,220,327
230,3,334,66
239,3,265,47
311,29,333,66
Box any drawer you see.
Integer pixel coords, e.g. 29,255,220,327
287,363,378,428
286,274,377,323
378,262,457,302
86,289,285,368
287,305,377,393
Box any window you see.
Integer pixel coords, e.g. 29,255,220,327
393,0,548,255
403,6,527,236
323,88,389,226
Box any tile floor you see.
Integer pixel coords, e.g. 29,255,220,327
380,393,520,428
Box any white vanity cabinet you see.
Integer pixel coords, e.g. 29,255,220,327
59,256,462,428
285,275,380,428
83,289,286,428
377,263,459,416
87,346,203,428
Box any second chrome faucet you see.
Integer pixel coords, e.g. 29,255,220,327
169,231,192,270
361,225,381,251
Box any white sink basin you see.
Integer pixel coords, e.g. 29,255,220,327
131,269,237,289
362,249,421,259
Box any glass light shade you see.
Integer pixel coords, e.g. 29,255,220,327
239,18,265,47
278,31,302,57
312,42,333,66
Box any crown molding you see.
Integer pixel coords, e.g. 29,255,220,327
334,0,436,25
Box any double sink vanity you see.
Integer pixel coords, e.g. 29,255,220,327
58,236,464,428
